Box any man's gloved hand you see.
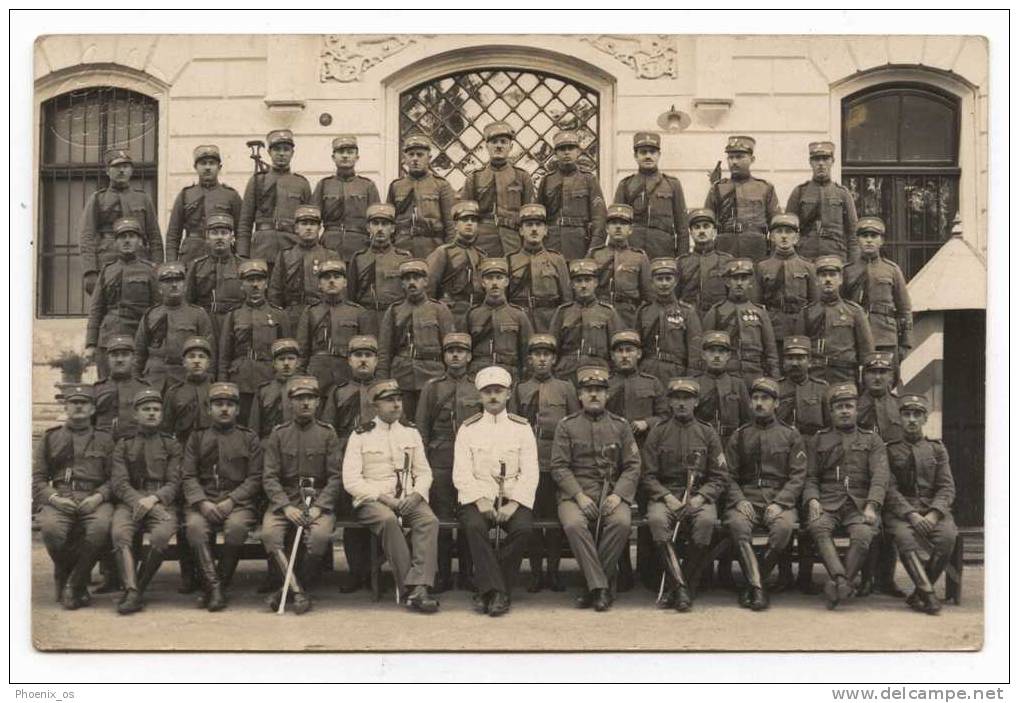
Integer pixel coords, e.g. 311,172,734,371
283,504,306,526
496,500,519,524
397,492,423,515
48,495,78,515
575,492,599,521
736,500,756,522
199,500,222,523
764,503,783,523
863,502,879,526
600,493,622,517
77,493,104,515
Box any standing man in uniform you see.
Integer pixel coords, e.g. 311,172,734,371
260,376,342,614
342,379,441,612
461,121,535,257
641,378,728,611
587,203,653,328
134,262,215,394
166,145,242,268
466,258,534,382
248,338,304,440
388,135,456,258
537,130,606,260
33,385,116,609
677,208,734,320
296,259,375,395
702,259,780,388
268,205,341,330
237,129,312,263
692,331,752,445
415,332,483,592
347,203,413,332
795,255,875,385
551,366,642,612
635,257,703,385
377,259,455,420
548,259,624,383
185,213,245,343
507,203,572,333
454,366,539,616
785,140,859,263
94,335,153,442
181,382,263,612
705,136,781,262
613,131,688,259
425,200,487,330
755,214,818,351
109,388,181,614
804,382,889,609
218,259,292,421
79,149,163,296
723,377,808,611
84,217,160,378
313,135,381,261
509,334,579,592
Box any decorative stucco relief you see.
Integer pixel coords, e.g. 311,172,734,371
320,35,417,82
581,35,677,79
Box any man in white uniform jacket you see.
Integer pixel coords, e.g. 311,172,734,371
342,378,440,613
453,365,539,616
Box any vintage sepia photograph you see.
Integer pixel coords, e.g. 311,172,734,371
20,17,995,666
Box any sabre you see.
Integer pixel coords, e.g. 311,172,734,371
494,460,507,555
393,451,411,604
657,451,701,603
593,444,617,543
278,477,315,615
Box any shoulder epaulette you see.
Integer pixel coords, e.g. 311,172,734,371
605,410,628,424
562,410,583,421
159,431,177,441
354,420,375,434
398,417,417,428
858,426,876,434
44,425,61,436
506,302,527,314
595,300,615,310
508,413,528,425
393,247,413,256
808,375,829,385
462,412,483,426
843,300,865,312
554,301,572,312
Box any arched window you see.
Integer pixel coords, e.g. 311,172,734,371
399,69,599,192
38,86,158,316
842,83,960,279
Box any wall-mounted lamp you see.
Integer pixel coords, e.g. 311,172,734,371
656,104,692,133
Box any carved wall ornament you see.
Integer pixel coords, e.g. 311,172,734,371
320,35,417,82
582,34,677,79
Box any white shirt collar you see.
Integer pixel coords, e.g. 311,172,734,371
483,409,509,424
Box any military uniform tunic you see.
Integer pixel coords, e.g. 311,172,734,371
785,178,859,263
161,374,213,446
755,251,818,342
248,376,298,439
506,245,572,333
677,246,735,318
466,300,534,380
702,299,780,386
94,375,152,441
425,239,487,329
857,390,904,444
387,171,456,259
587,242,653,328
794,297,875,384
461,162,535,257
884,436,958,554
635,295,704,385
237,168,313,261
320,376,377,455
110,430,181,550
347,243,413,330
312,171,381,260
378,297,455,417
217,300,291,398
268,242,341,330
185,252,245,340
606,370,669,445
548,298,624,382
776,375,829,437
704,176,781,262
296,298,376,393
86,257,160,352
614,170,689,259
166,181,242,266
133,302,215,392
692,370,752,443
79,185,163,275
841,254,913,353
537,167,607,260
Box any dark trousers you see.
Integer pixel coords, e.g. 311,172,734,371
459,503,533,596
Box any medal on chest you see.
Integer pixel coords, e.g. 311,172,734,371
740,309,758,324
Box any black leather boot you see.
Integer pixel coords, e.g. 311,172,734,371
62,543,102,610
94,551,121,593
176,527,199,594
814,535,852,608
217,544,242,591
901,549,941,615
796,530,822,594
194,542,225,612
656,541,692,612
116,547,143,615
736,541,768,611
844,541,869,588
926,548,951,589
875,533,907,597
268,549,309,614
136,549,165,595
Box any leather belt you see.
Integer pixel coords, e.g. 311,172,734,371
552,216,587,227
741,477,784,489
651,349,685,364
479,213,519,229
255,221,294,233
135,479,165,491
401,349,441,362
53,479,101,491
323,224,366,234
868,303,897,316
312,350,348,359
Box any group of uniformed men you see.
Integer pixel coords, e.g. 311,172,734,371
34,123,956,619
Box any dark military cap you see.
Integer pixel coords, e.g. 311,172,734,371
725,135,756,154
133,388,163,408
205,213,234,230
519,203,547,222
371,379,402,401
688,208,716,226
577,366,610,388
348,335,378,354
479,258,509,277
528,333,557,352
723,258,755,277
105,148,132,166
702,330,732,350
569,259,598,278
451,200,480,220
64,385,94,402
209,382,240,402
443,332,472,351
899,394,929,414
829,382,858,404
606,203,634,223
402,134,432,152
332,135,358,151
193,145,221,164
267,129,295,148
182,336,212,357
814,255,845,272
366,203,396,222
809,141,835,158
398,259,428,277
553,131,580,148
114,217,142,236
238,259,269,279
611,330,643,349
317,259,346,277
294,205,322,222
271,338,300,358
650,257,677,276
475,366,512,391
633,132,661,150
750,377,780,399
106,335,135,353
287,376,320,398
856,217,886,236
483,121,514,141
158,262,187,281
863,351,894,370
770,213,800,231
782,335,811,355
667,377,700,397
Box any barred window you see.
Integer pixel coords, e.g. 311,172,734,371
399,69,599,192
38,87,158,317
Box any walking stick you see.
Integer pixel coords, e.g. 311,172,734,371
278,477,316,615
